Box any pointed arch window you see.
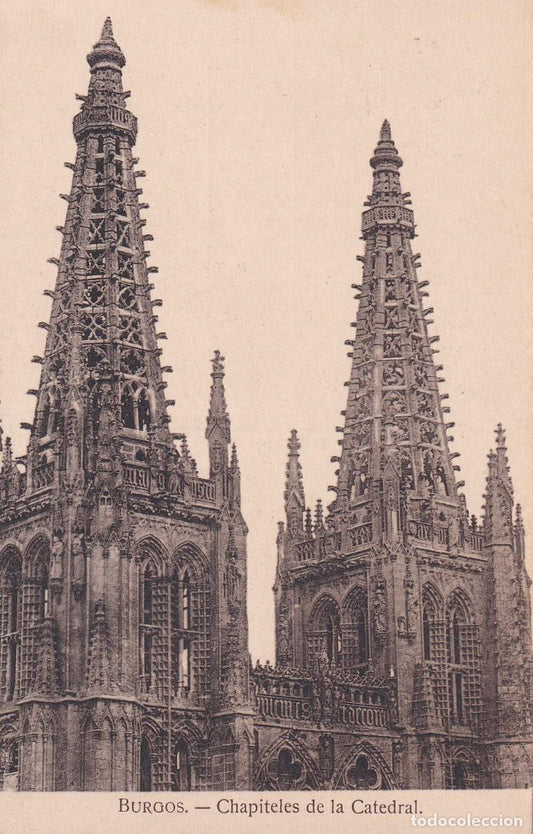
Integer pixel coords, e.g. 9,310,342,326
121,383,151,432
39,386,61,437
171,570,193,695
139,564,155,693
423,610,431,660
138,390,151,431
140,736,152,791
307,597,342,669
170,555,209,701
421,589,443,665
173,739,191,790
444,595,480,728
7,740,19,774
341,588,369,673
0,552,22,701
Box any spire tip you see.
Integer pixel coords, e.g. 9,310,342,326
101,17,114,39
380,119,392,141
211,350,225,375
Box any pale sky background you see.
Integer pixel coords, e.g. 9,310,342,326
0,0,531,663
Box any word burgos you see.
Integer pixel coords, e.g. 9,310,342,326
118,798,186,814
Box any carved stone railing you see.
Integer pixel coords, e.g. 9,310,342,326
410,520,432,542
188,478,215,503
123,463,149,490
467,532,484,552
347,522,373,549
295,532,341,563
361,205,414,233
73,105,138,141
32,462,55,491
251,665,394,729
409,518,485,555
122,466,215,505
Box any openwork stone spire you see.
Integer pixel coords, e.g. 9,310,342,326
26,18,177,496
333,120,459,518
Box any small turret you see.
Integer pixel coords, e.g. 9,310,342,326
206,351,231,499
484,425,514,546
284,429,305,536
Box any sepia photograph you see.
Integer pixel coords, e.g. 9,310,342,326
0,0,531,818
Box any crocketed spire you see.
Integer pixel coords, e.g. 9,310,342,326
333,121,459,522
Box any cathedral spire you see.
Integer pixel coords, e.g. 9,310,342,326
333,121,460,534
25,19,177,499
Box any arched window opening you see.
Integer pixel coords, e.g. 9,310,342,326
307,597,342,669
42,568,50,619
1,554,22,701
400,454,415,490
138,390,151,431
423,610,431,660
121,384,151,432
140,565,155,693
452,761,466,790
7,741,19,774
173,739,191,790
40,397,51,438
341,589,369,673
325,615,335,663
115,137,121,155
356,608,368,666
446,606,465,664
172,570,193,696
448,671,465,723
97,135,104,154
182,574,190,631
121,388,136,429
421,589,442,665
452,613,461,663
140,736,152,791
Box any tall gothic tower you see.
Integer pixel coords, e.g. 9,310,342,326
0,20,252,792
272,121,533,788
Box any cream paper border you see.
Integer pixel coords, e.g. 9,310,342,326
0,0,532,832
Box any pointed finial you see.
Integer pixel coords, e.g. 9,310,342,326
206,350,230,443
370,119,402,172
314,498,324,530
495,423,506,449
180,435,190,459
380,119,392,142
288,428,301,456
211,349,225,377
2,436,12,470
305,507,313,535
230,443,240,471
101,17,114,40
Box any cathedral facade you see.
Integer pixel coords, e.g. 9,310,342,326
0,21,531,792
